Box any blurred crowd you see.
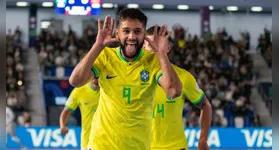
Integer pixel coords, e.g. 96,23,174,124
36,24,94,70
257,28,272,115
169,26,260,127
257,28,272,69
36,22,262,127
6,27,31,127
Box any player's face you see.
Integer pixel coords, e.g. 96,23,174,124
143,35,172,53
116,18,145,59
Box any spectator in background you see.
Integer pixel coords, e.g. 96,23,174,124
23,111,32,127
84,23,97,46
6,27,31,127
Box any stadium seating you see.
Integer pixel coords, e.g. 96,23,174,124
6,27,31,127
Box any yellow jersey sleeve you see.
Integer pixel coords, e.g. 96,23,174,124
182,70,204,104
65,88,79,111
91,47,110,78
155,69,162,84
150,53,162,84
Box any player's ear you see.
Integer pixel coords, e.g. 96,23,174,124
167,42,172,53
115,29,119,39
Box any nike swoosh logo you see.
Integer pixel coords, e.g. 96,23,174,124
106,75,117,79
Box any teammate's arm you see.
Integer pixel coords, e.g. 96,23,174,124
182,72,211,150
69,16,119,87
196,96,212,150
59,107,72,135
60,89,79,135
145,25,182,98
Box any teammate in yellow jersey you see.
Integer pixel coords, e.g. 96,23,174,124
69,8,182,150
59,79,99,150
143,26,212,150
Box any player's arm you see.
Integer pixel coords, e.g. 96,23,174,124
69,43,99,87
183,73,211,150
196,95,212,150
157,50,182,98
59,90,79,135
69,16,118,87
59,107,73,135
146,25,182,98
157,53,182,98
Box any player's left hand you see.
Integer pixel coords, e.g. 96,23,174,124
144,25,172,54
198,140,210,150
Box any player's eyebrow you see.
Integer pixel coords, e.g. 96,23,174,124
122,27,142,31
135,28,142,31
122,27,130,30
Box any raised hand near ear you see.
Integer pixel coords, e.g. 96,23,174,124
144,25,172,54
95,15,119,48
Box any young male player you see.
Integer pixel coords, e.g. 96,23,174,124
69,8,182,150
59,79,99,150
144,26,212,150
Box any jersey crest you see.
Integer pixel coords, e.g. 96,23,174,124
140,69,150,82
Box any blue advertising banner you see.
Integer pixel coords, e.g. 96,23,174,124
7,127,81,148
7,127,272,149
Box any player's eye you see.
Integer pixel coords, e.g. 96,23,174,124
135,30,141,34
123,30,129,34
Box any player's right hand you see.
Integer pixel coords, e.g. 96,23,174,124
60,126,69,135
95,15,119,48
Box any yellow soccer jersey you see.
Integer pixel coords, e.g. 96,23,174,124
65,83,99,149
88,47,162,150
151,65,204,150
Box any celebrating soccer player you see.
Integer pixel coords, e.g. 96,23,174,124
69,8,182,150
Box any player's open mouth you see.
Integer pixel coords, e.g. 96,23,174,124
125,44,137,52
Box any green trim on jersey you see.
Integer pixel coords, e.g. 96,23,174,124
192,91,205,105
117,47,143,63
133,49,144,62
88,83,98,91
156,72,163,84
65,105,75,112
91,66,99,78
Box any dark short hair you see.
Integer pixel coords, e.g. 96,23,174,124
146,25,168,36
117,8,147,27
146,26,172,43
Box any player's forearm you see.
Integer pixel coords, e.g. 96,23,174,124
69,43,104,87
199,101,212,142
59,109,71,128
156,52,182,98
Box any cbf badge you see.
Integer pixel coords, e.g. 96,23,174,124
140,69,150,82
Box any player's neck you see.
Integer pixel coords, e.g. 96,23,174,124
120,50,135,62
120,49,142,62
89,83,99,91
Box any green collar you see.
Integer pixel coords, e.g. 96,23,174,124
87,83,98,91
117,47,143,63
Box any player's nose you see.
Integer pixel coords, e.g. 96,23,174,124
127,32,137,40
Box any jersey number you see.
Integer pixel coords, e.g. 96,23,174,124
152,104,165,118
123,87,131,104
